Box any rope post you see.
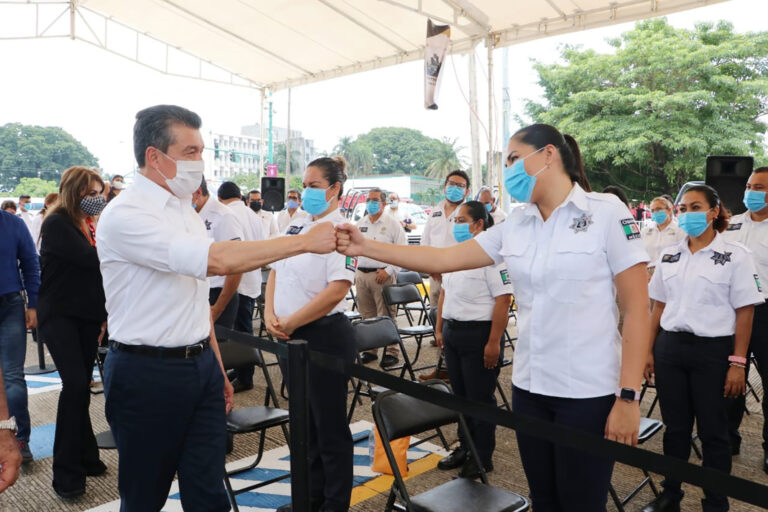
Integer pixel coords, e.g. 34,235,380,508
287,340,310,509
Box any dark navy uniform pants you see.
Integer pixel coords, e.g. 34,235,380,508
654,329,732,512
209,287,239,330
104,345,229,512
442,319,502,466
232,293,256,386
279,313,356,511
728,302,768,449
512,387,615,512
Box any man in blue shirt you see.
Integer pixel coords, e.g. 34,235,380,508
0,210,40,462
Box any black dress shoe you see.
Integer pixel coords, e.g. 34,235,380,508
380,354,399,368
458,458,493,479
276,497,323,512
360,352,377,364
640,492,682,512
54,486,85,500
85,460,107,477
226,369,237,381
731,436,741,455
231,378,254,393
763,453,768,474
437,447,467,470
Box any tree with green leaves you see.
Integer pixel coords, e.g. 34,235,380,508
0,123,99,192
273,143,302,176
354,127,451,175
426,137,467,179
12,177,59,197
334,136,374,176
525,19,768,197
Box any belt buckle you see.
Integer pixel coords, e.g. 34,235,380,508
185,345,193,359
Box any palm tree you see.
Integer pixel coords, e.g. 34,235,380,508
426,138,467,179
333,136,373,176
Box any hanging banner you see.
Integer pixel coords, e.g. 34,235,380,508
424,19,450,110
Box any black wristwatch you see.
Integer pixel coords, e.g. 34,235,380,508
616,388,640,403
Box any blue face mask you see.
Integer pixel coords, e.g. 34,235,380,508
366,200,381,215
452,222,473,243
744,190,767,212
301,187,329,216
286,199,300,210
678,211,711,237
651,211,668,225
503,147,547,203
445,185,465,203
485,203,493,212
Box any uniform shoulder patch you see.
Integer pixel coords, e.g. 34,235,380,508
345,256,358,272
755,274,763,293
500,269,511,285
432,211,443,217
287,225,303,235
620,218,641,240
661,253,681,263
360,226,368,233
726,223,742,231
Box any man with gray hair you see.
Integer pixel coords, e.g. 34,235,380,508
276,188,309,233
476,186,506,225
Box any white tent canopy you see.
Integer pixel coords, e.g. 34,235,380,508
78,0,727,92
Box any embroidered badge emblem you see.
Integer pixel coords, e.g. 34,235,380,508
570,213,593,233
711,251,732,266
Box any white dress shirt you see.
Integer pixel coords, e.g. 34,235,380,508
277,208,310,233
255,209,279,239
490,208,507,225
225,200,264,299
271,210,355,318
355,212,407,275
641,222,686,269
442,263,513,321
723,212,768,299
96,173,213,348
421,199,461,248
198,197,244,290
650,234,764,337
29,212,44,252
475,185,649,398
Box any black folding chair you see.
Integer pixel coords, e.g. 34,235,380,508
373,380,529,512
215,328,290,512
396,270,430,324
609,418,663,511
383,284,435,369
347,317,416,422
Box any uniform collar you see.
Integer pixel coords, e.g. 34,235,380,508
682,232,725,255
522,183,589,219
133,172,174,209
364,213,385,225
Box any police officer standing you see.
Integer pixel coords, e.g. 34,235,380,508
724,166,768,468
434,201,511,479
277,188,310,233
192,178,244,329
642,185,763,512
421,170,469,304
641,196,685,278
476,186,507,225
97,105,337,511
248,189,280,239
355,187,406,367
337,124,651,511
266,156,357,512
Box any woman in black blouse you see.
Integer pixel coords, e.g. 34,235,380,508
38,166,108,499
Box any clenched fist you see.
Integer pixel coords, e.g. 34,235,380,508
335,224,366,256
302,222,337,254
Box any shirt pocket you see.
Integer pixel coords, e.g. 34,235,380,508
499,240,533,303
453,272,491,304
546,236,604,304
695,270,730,306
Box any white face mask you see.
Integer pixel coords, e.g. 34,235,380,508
154,150,204,199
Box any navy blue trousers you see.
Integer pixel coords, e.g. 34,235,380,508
442,320,502,465
104,345,229,512
232,294,256,386
278,313,356,511
512,386,615,512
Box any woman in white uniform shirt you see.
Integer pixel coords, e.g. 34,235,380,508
434,200,512,479
336,124,651,511
641,196,685,277
265,156,357,512
642,185,763,512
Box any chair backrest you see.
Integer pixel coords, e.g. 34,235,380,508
396,270,423,286
214,325,266,368
373,380,458,441
353,316,401,353
382,283,423,307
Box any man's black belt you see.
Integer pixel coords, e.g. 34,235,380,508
110,338,210,359
358,267,385,273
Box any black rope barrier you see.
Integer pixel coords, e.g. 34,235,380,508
216,327,768,508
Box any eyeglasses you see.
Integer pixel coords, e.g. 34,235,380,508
446,181,467,189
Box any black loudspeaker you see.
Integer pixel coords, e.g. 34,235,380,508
261,177,285,212
705,155,752,216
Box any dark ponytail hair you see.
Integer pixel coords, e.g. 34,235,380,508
462,200,494,231
683,184,729,233
512,124,591,192
308,156,348,199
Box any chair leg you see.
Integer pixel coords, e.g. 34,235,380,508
384,488,397,512
223,475,240,512
495,380,511,411
691,434,703,460
645,470,660,496
608,484,625,512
